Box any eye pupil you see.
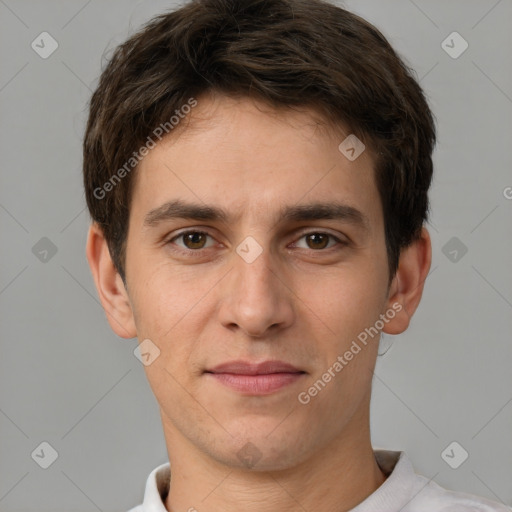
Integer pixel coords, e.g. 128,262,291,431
184,232,206,249
307,233,329,249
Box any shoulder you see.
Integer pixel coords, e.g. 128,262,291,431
408,470,511,511
371,450,511,512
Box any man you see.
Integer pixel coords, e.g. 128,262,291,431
83,0,511,510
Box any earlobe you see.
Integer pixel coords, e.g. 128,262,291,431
382,227,432,335
85,223,137,339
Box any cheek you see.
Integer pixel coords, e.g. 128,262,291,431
129,257,201,333
295,268,385,420
128,261,214,402
295,262,388,351
128,258,223,369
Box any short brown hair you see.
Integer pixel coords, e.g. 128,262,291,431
83,0,436,283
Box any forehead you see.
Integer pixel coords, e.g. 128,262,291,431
130,94,382,231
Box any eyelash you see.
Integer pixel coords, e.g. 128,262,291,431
165,229,347,256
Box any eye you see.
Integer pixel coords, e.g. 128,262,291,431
292,232,344,250
166,229,345,255
169,230,216,250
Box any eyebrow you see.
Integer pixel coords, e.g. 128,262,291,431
143,198,370,232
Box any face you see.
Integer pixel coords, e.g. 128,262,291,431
122,94,396,471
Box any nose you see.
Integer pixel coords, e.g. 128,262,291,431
217,240,295,338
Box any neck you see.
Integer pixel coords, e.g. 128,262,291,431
162,408,387,512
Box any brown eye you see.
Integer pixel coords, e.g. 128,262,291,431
292,231,345,251
305,233,330,250
169,231,215,251
182,231,208,249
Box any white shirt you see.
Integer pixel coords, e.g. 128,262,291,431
127,450,511,511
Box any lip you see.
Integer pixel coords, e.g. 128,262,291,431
207,360,302,375
205,360,306,395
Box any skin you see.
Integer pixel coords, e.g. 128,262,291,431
87,92,431,512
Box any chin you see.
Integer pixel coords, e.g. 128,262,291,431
208,423,313,472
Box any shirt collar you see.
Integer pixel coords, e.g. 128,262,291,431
350,450,416,511
139,462,171,512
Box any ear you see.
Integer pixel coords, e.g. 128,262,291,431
85,223,137,339
382,226,432,335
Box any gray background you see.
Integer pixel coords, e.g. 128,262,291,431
1,0,511,510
